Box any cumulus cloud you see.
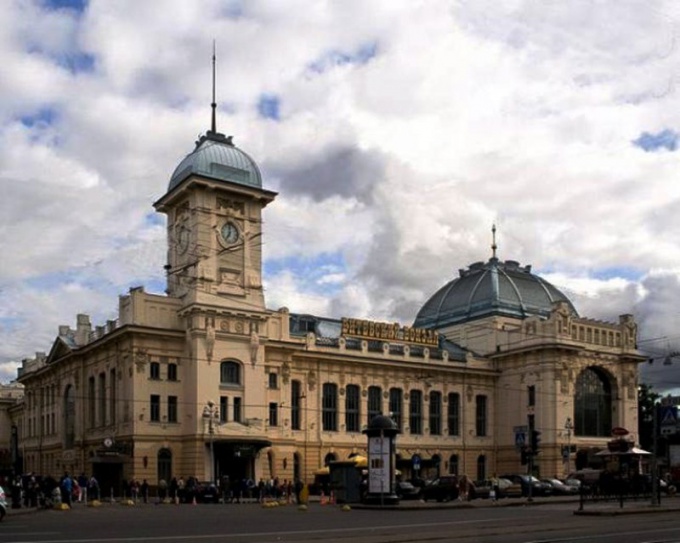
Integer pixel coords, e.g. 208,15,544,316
3,0,680,393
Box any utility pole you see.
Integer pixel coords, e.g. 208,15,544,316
202,400,219,485
527,414,534,502
651,403,659,506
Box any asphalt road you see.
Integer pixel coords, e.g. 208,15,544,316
2,500,680,543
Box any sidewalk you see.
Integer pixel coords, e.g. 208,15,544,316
7,495,680,517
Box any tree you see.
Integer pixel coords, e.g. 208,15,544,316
638,383,660,452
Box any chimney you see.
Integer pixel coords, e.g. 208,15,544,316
75,314,92,345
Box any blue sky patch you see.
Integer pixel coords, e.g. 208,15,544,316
265,252,346,294
632,129,679,152
43,0,88,12
308,42,378,74
145,213,165,227
57,52,95,75
21,108,57,129
590,266,643,282
258,94,281,121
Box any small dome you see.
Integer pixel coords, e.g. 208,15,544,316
168,131,262,191
414,258,578,329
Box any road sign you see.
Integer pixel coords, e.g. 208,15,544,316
515,431,526,448
660,405,678,426
412,454,421,471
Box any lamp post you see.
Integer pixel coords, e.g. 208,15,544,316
564,417,573,475
202,400,219,484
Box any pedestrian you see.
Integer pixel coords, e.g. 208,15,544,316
170,477,179,504
78,473,88,503
141,479,149,503
158,478,168,501
458,474,469,501
60,472,73,506
88,475,100,501
490,473,499,503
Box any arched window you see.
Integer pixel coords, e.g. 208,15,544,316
324,452,337,466
220,361,241,385
574,367,612,437
157,448,172,485
448,454,459,475
63,385,76,449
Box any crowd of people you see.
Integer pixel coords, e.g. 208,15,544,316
2,472,100,509
1,472,306,508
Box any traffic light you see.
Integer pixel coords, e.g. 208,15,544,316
520,447,529,465
530,430,541,454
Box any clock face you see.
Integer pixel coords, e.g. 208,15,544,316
221,222,239,244
103,437,113,448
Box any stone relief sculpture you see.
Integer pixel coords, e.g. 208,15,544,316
250,330,260,365
205,319,216,362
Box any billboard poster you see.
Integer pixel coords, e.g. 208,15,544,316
368,436,390,494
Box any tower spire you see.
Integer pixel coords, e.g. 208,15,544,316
211,40,217,133
491,223,498,260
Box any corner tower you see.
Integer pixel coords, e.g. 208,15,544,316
154,56,276,311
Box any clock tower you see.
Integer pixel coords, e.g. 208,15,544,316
154,129,276,311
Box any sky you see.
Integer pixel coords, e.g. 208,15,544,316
1,0,680,392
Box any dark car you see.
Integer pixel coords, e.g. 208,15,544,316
195,481,220,503
500,474,552,497
421,475,459,502
0,485,6,521
396,481,421,500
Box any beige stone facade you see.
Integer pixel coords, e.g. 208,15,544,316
9,126,646,495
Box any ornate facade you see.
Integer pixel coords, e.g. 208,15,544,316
9,120,645,495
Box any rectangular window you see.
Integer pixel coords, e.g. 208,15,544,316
528,385,535,407
389,388,403,431
233,397,242,423
291,380,301,430
268,372,278,389
150,395,160,422
447,393,460,436
345,384,360,432
167,363,178,381
367,386,382,426
150,362,160,380
409,390,423,435
98,372,106,426
88,376,95,429
168,396,178,423
220,396,228,423
322,383,338,432
269,402,278,426
475,395,487,437
110,369,116,425
429,391,442,435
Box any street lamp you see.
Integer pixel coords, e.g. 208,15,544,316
202,400,219,484
564,417,573,475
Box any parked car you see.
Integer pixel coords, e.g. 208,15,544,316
0,485,7,522
500,474,552,497
396,481,421,500
562,478,582,491
471,478,522,499
541,478,578,495
421,476,459,502
195,481,220,503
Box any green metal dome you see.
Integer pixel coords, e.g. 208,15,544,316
414,257,578,329
168,131,262,191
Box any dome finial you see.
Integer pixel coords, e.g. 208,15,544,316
211,39,217,133
491,223,498,260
